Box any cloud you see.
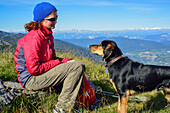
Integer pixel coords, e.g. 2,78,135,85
1,0,170,7
0,0,56,6
52,0,123,6
0,0,127,6
127,7,155,11
0,0,33,5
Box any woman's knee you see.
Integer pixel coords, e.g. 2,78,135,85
73,61,85,73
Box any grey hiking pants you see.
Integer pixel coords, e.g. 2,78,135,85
25,61,85,110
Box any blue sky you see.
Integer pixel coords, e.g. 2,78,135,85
0,0,170,32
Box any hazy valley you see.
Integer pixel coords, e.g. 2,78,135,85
0,29,170,66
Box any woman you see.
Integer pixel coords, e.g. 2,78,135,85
14,2,85,112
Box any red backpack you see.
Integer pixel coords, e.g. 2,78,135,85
76,76,96,107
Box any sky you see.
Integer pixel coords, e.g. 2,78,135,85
0,0,170,32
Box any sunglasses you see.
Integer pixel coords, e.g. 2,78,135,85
45,16,58,22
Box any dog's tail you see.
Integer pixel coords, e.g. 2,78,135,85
157,79,170,91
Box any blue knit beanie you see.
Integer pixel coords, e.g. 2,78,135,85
33,2,56,22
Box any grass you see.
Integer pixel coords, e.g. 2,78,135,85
0,52,18,82
0,52,170,113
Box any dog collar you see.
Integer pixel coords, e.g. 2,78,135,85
106,56,122,67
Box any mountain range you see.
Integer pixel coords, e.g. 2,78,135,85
0,29,170,65
53,29,170,51
55,30,170,66
61,36,170,52
54,28,170,40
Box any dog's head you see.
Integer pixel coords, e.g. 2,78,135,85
89,40,123,62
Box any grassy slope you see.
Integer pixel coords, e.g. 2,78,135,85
0,52,169,113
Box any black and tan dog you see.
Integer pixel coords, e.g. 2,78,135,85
89,40,170,113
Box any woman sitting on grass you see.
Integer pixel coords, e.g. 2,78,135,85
14,2,100,113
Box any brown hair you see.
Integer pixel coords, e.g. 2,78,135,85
25,9,57,32
25,21,42,32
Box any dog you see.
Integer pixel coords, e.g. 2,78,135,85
89,40,170,113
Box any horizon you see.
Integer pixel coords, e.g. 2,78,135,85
1,27,170,34
0,0,170,32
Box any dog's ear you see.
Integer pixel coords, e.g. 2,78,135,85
102,40,123,61
106,44,114,50
110,41,123,58
103,44,114,60
110,41,117,48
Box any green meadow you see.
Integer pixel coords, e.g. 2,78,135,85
0,52,169,113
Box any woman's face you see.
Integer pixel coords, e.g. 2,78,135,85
41,11,57,30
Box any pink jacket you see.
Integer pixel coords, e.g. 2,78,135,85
14,25,71,87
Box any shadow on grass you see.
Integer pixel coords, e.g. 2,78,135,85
129,91,169,113
143,92,168,112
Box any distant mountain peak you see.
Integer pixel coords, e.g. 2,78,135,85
127,27,169,30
